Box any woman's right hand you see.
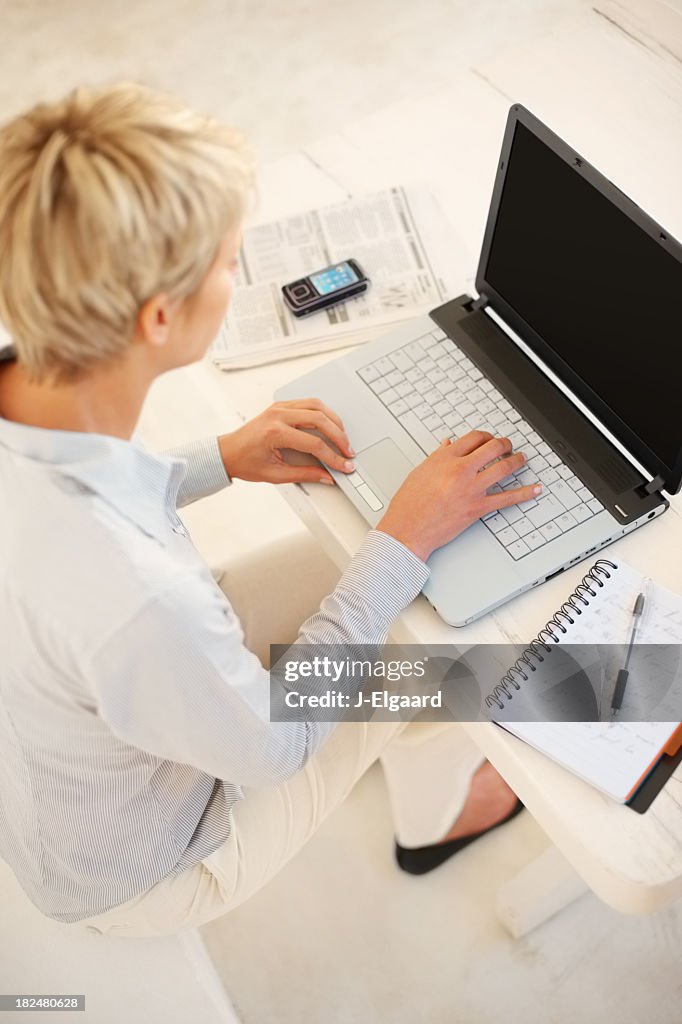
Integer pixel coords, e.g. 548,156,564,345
376,430,542,562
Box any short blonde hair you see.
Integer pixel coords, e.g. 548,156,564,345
0,83,254,382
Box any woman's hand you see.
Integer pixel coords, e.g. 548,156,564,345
218,398,356,485
376,430,542,562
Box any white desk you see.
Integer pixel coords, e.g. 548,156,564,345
140,0,682,935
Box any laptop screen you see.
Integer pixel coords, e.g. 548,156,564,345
478,115,682,486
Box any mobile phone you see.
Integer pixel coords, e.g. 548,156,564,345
281,259,369,317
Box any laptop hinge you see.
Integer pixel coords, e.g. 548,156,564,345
640,474,666,497
472,293,489,311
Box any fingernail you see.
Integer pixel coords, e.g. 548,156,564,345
533,484,542,494
321,477,335,485
344,460,355,471
348,447,356,457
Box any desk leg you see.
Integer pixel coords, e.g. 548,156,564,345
496,846,590,938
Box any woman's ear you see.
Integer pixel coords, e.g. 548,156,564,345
135,293,180,349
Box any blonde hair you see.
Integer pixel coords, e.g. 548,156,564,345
0,83,254,382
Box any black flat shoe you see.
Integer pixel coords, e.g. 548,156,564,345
395,798,525,876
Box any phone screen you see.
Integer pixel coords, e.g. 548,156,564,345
309,261,359,295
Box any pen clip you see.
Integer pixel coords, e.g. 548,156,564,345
637,576,652,630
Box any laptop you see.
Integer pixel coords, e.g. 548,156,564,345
275,104,681,626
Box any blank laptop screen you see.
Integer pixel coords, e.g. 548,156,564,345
482,121,681,474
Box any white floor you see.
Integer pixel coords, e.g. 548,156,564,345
0,0,605,163
201,762,682,1024
2,1,682,1022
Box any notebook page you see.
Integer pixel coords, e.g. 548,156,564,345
564,562,682,645
497,560,682,799
501,721,677,801
559,561,682,720
490,562,642,723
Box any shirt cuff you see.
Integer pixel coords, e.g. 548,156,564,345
164,437,231,507
338,529,430,624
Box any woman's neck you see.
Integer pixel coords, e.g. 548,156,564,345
0,356,152,439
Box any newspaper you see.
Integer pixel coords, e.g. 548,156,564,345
210,185,469,369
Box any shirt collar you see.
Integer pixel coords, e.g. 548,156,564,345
0,413,186,543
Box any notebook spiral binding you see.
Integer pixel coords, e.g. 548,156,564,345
485,559,618,711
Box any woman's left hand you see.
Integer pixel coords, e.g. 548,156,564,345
218,398,356,485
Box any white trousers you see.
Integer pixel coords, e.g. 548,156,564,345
81,534,483,937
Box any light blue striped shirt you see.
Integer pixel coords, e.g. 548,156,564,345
0,410,429,923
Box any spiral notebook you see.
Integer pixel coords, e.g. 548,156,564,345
486,559,682,803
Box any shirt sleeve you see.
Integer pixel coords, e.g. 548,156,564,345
162,437,231,507
88,530,429,788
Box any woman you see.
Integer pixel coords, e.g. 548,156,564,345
0,84,537,936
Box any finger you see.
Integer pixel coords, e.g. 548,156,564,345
278,398,346,436
449,430,494,457
466,435,513,471
281,408,354,458
269,465,336,486
278,424,355,474
478,451,526,488
480,482,542,515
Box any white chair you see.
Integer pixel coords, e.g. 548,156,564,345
0,859,239,1024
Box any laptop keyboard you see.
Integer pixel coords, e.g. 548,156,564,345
356,327,604,561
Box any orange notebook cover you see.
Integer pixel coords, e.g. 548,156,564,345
625,722,682,801
663,723,682,757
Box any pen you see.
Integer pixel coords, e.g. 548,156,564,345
611,589,647,717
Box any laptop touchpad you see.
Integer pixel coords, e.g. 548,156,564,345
355,438,416,501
